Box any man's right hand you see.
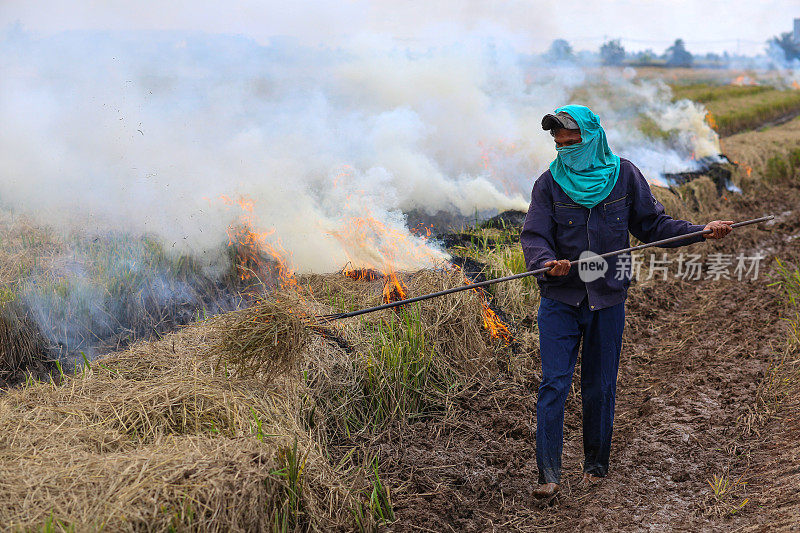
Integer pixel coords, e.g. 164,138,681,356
544,259,571,276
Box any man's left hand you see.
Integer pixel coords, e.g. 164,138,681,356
702,220,734,239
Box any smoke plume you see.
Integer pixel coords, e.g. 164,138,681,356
1,28,721,275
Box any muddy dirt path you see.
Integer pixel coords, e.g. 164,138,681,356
381,195,800,532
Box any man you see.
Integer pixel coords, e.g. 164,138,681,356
520,105,732,499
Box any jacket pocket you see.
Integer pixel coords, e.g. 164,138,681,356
552,203,586,227
603,195,629,229
552,203,587,259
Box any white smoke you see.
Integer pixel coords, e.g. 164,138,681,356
767,40,800,88
1,28,718,275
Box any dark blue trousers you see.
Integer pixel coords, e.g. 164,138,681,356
536,296,625,484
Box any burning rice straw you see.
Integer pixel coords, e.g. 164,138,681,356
300,267,497,441
328,268,495,370
341,266,383,282
382,272,409,305
410,269,497,373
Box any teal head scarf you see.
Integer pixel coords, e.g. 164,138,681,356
548,105,620,209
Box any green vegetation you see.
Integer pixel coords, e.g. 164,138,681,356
763,261,800,414
703,473,749,517
758,147,800,183
308,296,479,440
271,438,308,531
366,456,395,524
789,147,800,171
710,89,800,136
38,513,76,533
1,231,238,368
637,115,672,141
671,83,800,136
670,83,770,103
769,258,800,309
356,307,445,432
766,156,790,181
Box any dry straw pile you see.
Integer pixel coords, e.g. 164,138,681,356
299,267,507,443
0,313,363,531
0,213,59,385
210,298,309,380
0,301,49,382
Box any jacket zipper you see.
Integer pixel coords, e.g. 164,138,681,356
586,206,591,253
586,207,592,307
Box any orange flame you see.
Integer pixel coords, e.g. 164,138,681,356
329,211,441,273
410,223,435,239
220,194,299,289
731,74,757,86
342,267,382,282
705,111,717,131
454,270,513,343
793,81,800,90
382,272,408,304
328,207,443,313
226,224,270,281
481,304,513,343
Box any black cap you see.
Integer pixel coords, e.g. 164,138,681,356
542,111,579,132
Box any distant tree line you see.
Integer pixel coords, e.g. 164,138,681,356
545,37,696,67
543,30,800,67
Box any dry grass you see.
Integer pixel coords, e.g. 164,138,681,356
670,83,770,103
480,245,540,323
721,115,800,190
0,210,61,286
702,472,749,518
0,208,254,373
663,177,720,216
636,67,758,86
0,212,60,383
303,267,497,372
652,185,699,225
0,324,365,531
209,297,308,380
0,263,516,530
0,301,49,381
658,72,800,136
762,259,800,409
300,268,501,440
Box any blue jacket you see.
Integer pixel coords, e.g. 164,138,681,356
520,158,706,310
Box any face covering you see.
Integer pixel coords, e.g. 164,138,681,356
548,105,621,209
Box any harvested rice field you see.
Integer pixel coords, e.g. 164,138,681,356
2,21,800,532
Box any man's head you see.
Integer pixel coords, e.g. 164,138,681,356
542,110,582,147
541,105,620,200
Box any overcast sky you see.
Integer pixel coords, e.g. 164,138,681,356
1,0,797,55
